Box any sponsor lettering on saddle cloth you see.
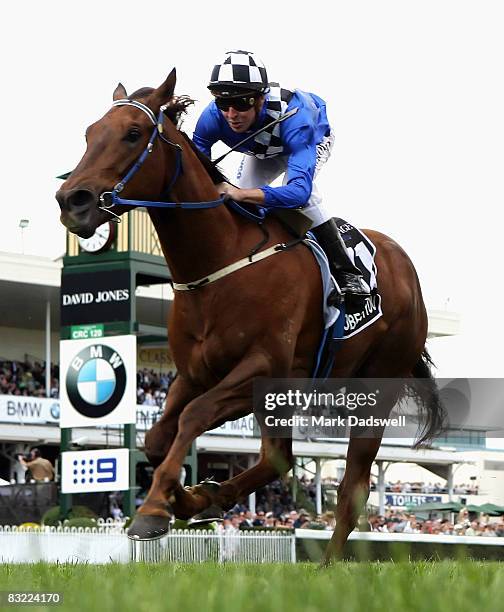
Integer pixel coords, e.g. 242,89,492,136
305,218,382,377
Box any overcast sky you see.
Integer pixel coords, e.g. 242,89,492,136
2,0,503,336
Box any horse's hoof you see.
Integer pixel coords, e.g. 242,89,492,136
127,514,171,540
186,479,221,506
196,479,221,493
186,504,225,526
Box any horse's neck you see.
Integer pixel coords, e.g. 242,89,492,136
148,139,240,283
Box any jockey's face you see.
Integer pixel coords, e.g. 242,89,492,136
218,96,265,133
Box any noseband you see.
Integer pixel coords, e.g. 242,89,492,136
98,99,227,221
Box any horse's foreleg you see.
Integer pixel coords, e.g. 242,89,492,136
322,435,382,566
129,356,271,539
143,376,201,468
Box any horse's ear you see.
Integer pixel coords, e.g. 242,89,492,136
148,69,177,109
113,83,128,101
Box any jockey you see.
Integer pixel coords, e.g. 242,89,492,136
193,50,369,300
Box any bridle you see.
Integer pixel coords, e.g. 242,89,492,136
98,99,228,221
95,98,298,291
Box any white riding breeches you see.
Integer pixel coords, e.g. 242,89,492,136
235,129,335,228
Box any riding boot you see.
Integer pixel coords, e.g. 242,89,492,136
311,219,370,303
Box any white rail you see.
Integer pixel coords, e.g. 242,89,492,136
129,529,295,563
295,528,504,547
0,526,295,564
0,525,129,564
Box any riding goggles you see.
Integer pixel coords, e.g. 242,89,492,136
214,95,257,112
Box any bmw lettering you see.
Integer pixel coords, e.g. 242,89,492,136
66,344,127,418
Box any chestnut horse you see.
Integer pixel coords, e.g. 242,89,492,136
56,70,443,564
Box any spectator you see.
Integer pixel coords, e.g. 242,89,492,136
482,524,497,537
18,448,54,482
252,511,265,527
402,514,421,534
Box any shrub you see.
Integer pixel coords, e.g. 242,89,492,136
41,505,98,527
63,517,98,529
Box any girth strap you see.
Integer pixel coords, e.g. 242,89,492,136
172,241,300,291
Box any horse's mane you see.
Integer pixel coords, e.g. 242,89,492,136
129,87,228,185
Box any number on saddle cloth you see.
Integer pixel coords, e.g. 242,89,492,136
333,218,382,340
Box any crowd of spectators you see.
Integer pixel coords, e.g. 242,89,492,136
373,480,479,495
0,359,59,398
218,507,336,531
0,360,175,409
136,368,175,407
368,508,504,536
207,506,504,536
186,478,496,535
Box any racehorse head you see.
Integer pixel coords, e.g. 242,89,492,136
56,69,189,238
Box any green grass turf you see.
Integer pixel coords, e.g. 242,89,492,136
0,562,503,612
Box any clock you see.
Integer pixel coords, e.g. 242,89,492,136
78,222,116,253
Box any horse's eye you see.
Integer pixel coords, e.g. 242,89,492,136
124,129,141,143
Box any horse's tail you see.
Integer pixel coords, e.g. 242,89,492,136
407,348,446,448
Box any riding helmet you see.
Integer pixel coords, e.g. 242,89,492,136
208,50,269,97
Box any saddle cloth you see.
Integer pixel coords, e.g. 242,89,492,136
306,217,382,340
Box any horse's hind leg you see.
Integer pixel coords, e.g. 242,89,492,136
322,376,410,564
322,435,383,565
322,320,423,564
191,435,293,511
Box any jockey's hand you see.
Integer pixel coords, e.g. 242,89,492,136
215,182,237,199
216,183,265,205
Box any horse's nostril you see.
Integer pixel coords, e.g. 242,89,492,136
68,189,95,209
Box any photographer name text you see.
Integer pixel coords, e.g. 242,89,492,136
263,414,406,428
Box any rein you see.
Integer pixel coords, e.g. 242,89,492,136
98,99,227,220
99,98,291,289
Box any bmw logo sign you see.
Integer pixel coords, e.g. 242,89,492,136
50,403,60,420
66,344,127,418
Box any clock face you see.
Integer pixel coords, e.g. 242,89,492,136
78,222,115,253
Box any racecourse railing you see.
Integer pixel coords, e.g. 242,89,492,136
0,523,129,564
4,525,501,564
129,529,296,563
0,525,295,564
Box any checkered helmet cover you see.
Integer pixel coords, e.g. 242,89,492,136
208,50,269,96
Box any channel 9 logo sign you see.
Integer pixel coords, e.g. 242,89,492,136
70,456,117,487
61,449,129,493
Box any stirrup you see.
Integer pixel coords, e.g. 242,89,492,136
338,272,370,298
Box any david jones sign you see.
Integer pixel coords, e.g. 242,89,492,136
60,269,131,325
62,289,129,305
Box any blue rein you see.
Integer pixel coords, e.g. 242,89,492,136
98,99,266,222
